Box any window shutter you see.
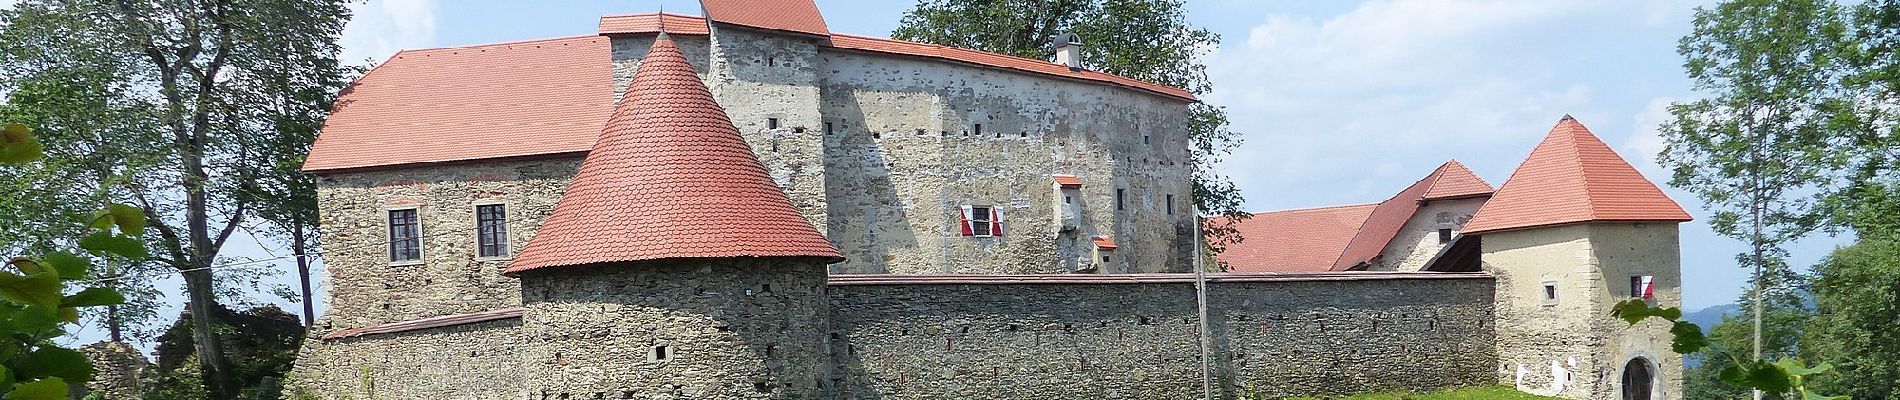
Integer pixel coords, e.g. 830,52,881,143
958,205,974,236
990,207,1004,236
1639,276,1655,298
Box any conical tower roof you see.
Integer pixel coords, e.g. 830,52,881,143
505,35,842,275
1462,115,1691,234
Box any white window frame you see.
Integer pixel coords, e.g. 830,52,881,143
473,201,511,260
386,206,424,266
969,205,994,238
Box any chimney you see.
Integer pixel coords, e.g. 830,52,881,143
1053,32,1082,70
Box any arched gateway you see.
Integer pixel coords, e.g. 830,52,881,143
1622,357,1655,400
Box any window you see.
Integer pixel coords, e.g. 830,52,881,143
1064,195,1072,204
824,122,833,135
1438,228,1453,244
767,118,780,129
1166,194,1175,215
1143,135,1151,144
651,345,670,361
388,209,421,263
958,205,1003,237
974,123,983,136
476,204,508,258
1116,189,1126,210
1102,255,1111,263
1630,275,1654,298
1541,280,1560,306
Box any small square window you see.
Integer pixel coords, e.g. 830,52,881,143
651,345,670,361
1064,195,1072,204
969,205,993,237
767,118,780,129
1541,280,1559,306
1630,275,1654,298
1438,228,1453,244
1102,256,1110,263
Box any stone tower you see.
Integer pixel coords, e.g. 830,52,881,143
1463,116,1693,400
503,34,844,399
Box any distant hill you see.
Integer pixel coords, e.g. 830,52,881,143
1681,303,1740,367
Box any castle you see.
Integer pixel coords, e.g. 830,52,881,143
287,1,1690,399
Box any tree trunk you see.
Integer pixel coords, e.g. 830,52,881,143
183,146,238,399
294,225,314,327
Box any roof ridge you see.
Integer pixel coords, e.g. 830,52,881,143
1556,122,1601,221
1245,202,1381,215
399,34,602,55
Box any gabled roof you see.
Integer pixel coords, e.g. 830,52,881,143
303,36,613,172
700,0,829,37
1462,116,1692,234
1093,236,1119,250
504,35,841,275
1329,160,1495,270
1052,174,1083,188
599,12,711,35
1210,203,1378,272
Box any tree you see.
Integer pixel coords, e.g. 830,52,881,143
1659,0,1853,378
893,0,1252,260
1614,300,1841,399
1,122,134,400
1802,236,1900,398
0,1,353,398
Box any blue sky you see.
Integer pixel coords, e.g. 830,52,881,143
67,0,1854,347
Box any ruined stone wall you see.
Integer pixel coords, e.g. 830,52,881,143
1372,197,1486,271
517,259,831,399
827,274,1497,399
311,158,578,329
1484,223,1683,400
815,48,1196,275
288,318,524,400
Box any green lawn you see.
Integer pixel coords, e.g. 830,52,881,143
1279,386,1564,400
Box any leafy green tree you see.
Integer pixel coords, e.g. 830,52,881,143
1,122,134,400
1614,300,1841,399
893,0,1251,259
1682,296,1813,399
1802,235,1900,398
0,1,353,397
1660,0,1853,371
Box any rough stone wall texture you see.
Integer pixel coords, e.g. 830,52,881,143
1484,223,1682,400
287,318,524,400
816,48,1195,275
79,341,152,400
517,259,831,400
827,276,1497,399
311,158,578,330
1372,197,1486,271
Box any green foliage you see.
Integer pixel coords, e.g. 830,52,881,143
0,124,133,400
1802,236,1900,398
1614,299,1843,399
151,304,305,400
893,0,1252,256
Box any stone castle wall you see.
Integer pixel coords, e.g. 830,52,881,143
290,318,524,400
827,273,1497,399
1484,223,1682,399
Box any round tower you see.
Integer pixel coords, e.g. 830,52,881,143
503,33,844,399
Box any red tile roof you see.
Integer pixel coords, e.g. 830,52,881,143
826,33,1197,101
302,36,614,172
504,35,842,275
1093,236,1119,250
1421,160,1495,200
598,12,711,35
1330,160,1496,270
1052,174,1083,188
1462,116,1692,234
1210,203,1377,272
701,0,829,37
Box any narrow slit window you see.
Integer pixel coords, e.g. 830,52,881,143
476,204,509,258
652,345,670,361
1143,135,1151,144
388,209,421,262
1116,189,1126,211
1166,194,1175,215
974,123,983,136
824,122,833,135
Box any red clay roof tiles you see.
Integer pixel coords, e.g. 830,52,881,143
701,0,829,37
1093,236,1119,250
1210,203,1378,272
599,12,712,35
1421,160,1496,200
1052,174,1083,188
303,36,613,172
1329,160,1496,270
1462,116,1692,234
504,35,841,275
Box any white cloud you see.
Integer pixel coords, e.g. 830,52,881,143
340,0,438,66
1623,97,1676,177
1203,0,1696,209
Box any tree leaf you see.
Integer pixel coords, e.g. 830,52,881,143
1747,360,1794,394
0,272,61,309
1776,358,1833,376
77,232,147,260
60,287,124,307
0,123,42,165
18,347,92,383
3,377,68,400
102,204,145,236
36,252,90,280
1670,321,1710,354
1611,299,1654,325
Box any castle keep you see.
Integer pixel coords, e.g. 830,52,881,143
289,1,1692,399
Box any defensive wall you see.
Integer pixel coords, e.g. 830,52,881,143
288,271,1496,399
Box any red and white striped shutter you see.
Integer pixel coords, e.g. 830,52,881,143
990,207,1004,236
958,205,974,236
1640,276,1655,298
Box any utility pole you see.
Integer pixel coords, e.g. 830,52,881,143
1193,205,1212,400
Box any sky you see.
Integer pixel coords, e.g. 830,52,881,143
65,0,1855,348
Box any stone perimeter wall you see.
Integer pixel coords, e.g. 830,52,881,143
828,274,1498,399
290,318,524,400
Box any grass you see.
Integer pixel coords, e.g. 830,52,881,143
1277,386,1564,400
